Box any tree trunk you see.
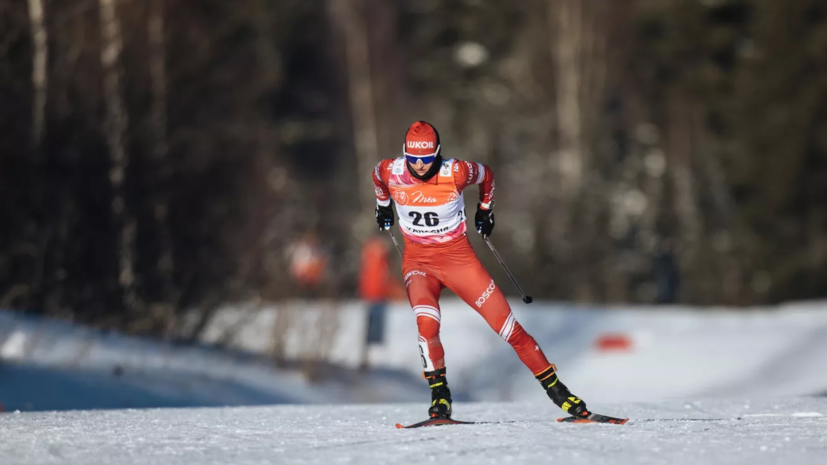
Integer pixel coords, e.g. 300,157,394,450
549,0,583,197
148,0,177,324
669,93,701,244
99,0,138,323
251,0,287,302
545,0,586,268
549,0,610,301
328,0,380,240
28,0,48,148
667,90,701,302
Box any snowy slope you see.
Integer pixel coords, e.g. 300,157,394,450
2,399,825,465
0,310,426,411
3,305,827,464
3,301,827,412
202,300,827,402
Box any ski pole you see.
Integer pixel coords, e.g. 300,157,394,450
387,229,403,257
483,237,533,304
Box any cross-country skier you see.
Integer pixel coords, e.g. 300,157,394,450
373,121,590,420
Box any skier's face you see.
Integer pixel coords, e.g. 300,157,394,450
409,158,433,176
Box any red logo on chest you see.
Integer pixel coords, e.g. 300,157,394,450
392,191,408,206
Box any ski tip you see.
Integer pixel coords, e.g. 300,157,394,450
395,423,405,429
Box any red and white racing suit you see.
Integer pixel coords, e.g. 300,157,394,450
373,157,553,375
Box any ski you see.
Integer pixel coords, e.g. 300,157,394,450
395,418,478,429
397,412,628,429
557,412,629,425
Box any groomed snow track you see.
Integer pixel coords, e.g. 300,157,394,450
2,399,825,465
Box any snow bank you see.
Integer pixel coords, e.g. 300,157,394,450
2,299,826,412
0,310,422,411
199,299,827,402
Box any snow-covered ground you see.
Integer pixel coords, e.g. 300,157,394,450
2,303,827,464
0,310,425,411
2,398,825,465
201,299,827,402
2,300,827,412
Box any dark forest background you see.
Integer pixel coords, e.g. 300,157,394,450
1,0,826,338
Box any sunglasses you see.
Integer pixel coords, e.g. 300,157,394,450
404,145,440,165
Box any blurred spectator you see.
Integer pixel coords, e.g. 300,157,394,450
358,235,404,370
654,240,680,304
287,233,328,294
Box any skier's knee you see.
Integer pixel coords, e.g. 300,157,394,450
413,305,441,339
500,318,529,345
495,313,520,342
416,316,440,339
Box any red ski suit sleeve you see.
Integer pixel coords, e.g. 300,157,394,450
373,159,393,207
452,160,495,210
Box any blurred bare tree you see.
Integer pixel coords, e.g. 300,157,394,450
1,0,826,341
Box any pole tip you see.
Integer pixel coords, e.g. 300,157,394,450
523,296,533,304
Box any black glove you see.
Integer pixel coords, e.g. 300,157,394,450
376,204,394,231
474,204,494,238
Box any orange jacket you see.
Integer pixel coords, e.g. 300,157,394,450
359,236,403,301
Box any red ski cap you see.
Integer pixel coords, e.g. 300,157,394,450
404,121,440,157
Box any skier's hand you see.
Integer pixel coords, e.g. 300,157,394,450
376,204,394,231
475,204,494,238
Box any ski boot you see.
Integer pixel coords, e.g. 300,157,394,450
424,368,452,419
536,364,589,418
